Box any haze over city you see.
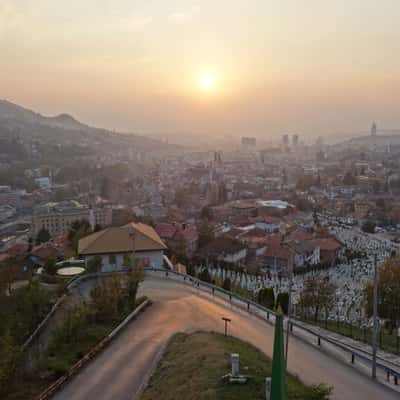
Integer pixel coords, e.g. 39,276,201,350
1,0,400,140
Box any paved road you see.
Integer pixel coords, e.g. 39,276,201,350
53,275,398,400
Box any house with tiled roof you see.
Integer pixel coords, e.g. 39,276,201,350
78,222,167,271
309,237,342,265
198,236,247,265
155,222,198,256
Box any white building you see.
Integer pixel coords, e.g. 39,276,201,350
78,222,167,271
34,177,52,189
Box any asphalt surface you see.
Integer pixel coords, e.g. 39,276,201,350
53,275,399,400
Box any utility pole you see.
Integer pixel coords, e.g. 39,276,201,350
372,253,378,379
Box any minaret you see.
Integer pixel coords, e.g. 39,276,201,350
371,122,377,137
88,205,95,231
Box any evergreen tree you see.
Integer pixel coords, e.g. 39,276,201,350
36,227,51,245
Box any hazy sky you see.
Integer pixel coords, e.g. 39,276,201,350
1,0,400,140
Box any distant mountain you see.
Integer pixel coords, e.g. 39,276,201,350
0,100,91,131
0,99,176,153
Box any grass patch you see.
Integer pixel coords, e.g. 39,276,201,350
141,332,331,400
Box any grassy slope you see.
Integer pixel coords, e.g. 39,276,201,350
141,332,331,400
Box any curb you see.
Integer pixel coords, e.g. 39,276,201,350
133,333,178,400
35,299,151,400
21,294,67,351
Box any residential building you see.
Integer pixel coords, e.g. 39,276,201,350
198,236,247,265
78,222,167,271
155,222,199,256
31,201,112,238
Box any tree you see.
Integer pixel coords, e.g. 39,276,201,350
125,264,144,308
299,277,336,321
198,268,212,283
87,255,103,273
276,292,289,315
200,206,212,220
90,274,124,323
43,257,57,275
36,227,51,245
0,258,17,296
343,171,357,185
94,224,102,232
296,175,314,191
51,303,89,346
362,220,376,234
174,188,188,208
122,254,133,269
258,287,275,309
222,277,231,291
68,219,92,253
365,258,400,333
198,220,214,248
0,331,19,395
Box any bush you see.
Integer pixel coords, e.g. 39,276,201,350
87,255,103,273
257,288,275,310
198,269,212,283
222,277,231,291
46,357,71,379
43,257,58,275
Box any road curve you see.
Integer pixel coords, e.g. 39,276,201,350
53,275,398,400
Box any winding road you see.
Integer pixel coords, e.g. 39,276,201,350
53,273,399,400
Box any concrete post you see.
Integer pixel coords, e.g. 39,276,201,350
265,377,271,400
231,353,239,377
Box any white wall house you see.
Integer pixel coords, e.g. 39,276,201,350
83,250,164,272
78,222,167,272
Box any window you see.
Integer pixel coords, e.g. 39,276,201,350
109,254,116,265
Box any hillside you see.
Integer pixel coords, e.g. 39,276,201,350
0,99,174,153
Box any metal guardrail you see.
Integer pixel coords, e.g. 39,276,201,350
147,268,400,386
29,267,400,387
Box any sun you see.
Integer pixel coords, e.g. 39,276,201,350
199,73,216,91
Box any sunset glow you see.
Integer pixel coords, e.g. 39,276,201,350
199,74,216,92
1,0,400,137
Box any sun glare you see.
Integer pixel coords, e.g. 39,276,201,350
199,73,216,91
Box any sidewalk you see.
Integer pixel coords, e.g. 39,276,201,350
293,319,400,369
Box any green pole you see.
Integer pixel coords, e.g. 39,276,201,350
271,306,287,400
